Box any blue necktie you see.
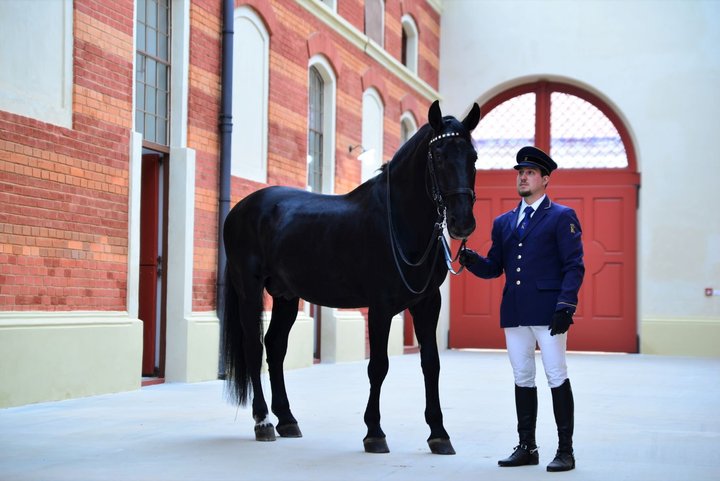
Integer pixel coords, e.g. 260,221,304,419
517,206,534,231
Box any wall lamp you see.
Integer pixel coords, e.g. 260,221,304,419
348,144,366,154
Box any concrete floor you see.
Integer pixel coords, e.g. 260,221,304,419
1,349,719,481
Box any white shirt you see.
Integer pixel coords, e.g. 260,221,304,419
516,194,546,227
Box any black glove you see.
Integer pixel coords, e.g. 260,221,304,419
549,310,573,336
458,247,480,267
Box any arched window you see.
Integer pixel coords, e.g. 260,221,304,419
308,67,325,192
401,15,418,74
361,88,384,181
473,81,634,171
400,111,418,144
308,57,337,193
231,6,269,182
364,0,384,47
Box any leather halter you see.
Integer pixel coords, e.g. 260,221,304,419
427,131,477,213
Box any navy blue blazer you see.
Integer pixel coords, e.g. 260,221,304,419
466,196,585,328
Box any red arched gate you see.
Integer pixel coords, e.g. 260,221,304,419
449,81,640,353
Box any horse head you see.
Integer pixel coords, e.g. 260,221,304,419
427,100,481,240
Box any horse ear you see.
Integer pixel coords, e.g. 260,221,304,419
462,103,481,131
428,100,443,131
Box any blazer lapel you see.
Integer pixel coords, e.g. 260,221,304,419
518,197,552,240
510,203,522,239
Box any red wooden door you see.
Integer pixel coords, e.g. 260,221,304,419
139,154,161,376
449,170,640,353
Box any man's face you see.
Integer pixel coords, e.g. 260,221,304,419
516,167,547,197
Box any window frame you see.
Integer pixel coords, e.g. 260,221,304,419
361,88,384,182
307,56,337,194
136,0,172,149
364,0,385,47
401,14,418,74
475,81,637,172
231,5,270,183
400,111,418,145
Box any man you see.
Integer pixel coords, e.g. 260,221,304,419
460,146,584,472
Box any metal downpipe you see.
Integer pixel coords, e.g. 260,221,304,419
217,0,233,376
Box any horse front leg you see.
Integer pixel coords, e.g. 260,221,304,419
363,307,392,453
265,296,302,438
409,289,456,455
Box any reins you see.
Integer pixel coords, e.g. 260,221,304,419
386,131,473,294
441,235,466,275
386,166,444,295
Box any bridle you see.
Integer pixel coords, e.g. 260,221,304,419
387,130,476,294
426,131,477,211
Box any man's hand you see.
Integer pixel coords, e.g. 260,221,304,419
458,247,480,267
549,310,573,336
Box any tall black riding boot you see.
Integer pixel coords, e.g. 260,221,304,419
498,385,539,467
547,378,575,472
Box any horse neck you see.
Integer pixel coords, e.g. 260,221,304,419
386,139,439,240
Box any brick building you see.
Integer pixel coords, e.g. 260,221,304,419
0,0,443,407
6,0,713,409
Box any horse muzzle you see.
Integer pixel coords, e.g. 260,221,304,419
447,214,476,240
443,188,476,241
448,225,475,241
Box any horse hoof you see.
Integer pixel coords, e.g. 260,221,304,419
363,437,390,454
276,423,302,438
428,438,456,455
254,423,277,442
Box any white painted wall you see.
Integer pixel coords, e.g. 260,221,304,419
439,0,720,354
0,0,73,127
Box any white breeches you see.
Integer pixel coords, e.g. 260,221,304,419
504,326,568,388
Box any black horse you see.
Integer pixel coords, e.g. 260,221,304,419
222,100,480,454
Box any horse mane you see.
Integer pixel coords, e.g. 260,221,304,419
379,123,434,173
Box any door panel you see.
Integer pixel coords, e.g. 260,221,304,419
139,154,161,376
450,170,639,353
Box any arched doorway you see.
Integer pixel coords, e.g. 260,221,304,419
450,81,640,353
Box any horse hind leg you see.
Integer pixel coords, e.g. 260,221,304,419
245,290,276,441
223,263,275,442
265,296,302,438
248,327,276,442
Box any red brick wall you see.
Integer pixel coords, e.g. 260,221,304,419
189,0,223,311
228,0,440,205
0,0,134,311
0,0,441,314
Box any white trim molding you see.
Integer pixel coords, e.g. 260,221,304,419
641,318,720,357
0,311,142,408
295,0,440,102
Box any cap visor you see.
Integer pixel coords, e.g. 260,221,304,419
514,161,542,170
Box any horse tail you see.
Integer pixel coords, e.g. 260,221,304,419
222,264,253,406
